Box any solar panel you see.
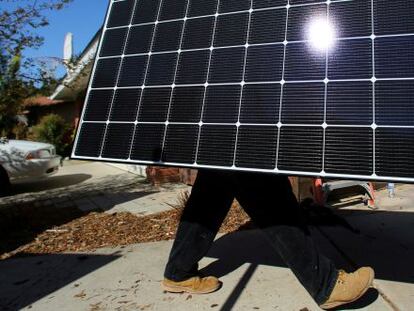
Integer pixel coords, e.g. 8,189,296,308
72,0,414,182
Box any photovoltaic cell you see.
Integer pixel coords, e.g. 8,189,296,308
169,87,205,122
125,25,154,54
83,90,114,121
110,89,141,122
118,55,148,87
73,0,414,182
282,83,324,124
197,125,237,167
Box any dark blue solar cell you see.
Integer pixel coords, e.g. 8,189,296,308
107,0,134,28
241,84,281,124
146,53,178,85
203,85,241,123
159,0,187,21
219,0,250,13
188,0,218,17
92,58,121,88
102,123,135,159
290,0,323,4
253,0,286,9
152,21,183,52
278,126,323,172
133,0,161,24
75,123,106,158
83,90,114,122
328,39,372,80
376,128,414,178
162,125,199,163
282,82,324,124
131,124,165,162
284,43,326,81
182,17,215,50
118,55,148,87
374,0,414,35
326,81,373,125
330,0,372,38
100,28,128,57
138,87,172,122
375,36,414,79
325,127,373,176
236,126,278,170
110,89,142,122
249,9,287,44
197,125,237,167
169,87,205,122
214,13,249,47
208,47,245,83
176,50,210,84
245,44,284,82
376,80,414,126
125,25,154,55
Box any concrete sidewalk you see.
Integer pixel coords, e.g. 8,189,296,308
0,230,397,311
2,205,413,310
2,161,190,216
1,166,414,310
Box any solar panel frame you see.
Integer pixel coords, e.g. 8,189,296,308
72,0,414,183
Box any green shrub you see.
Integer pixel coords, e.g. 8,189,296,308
31,114,72,157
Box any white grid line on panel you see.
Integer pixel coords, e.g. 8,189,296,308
80,120,382,129
71,0,115,159
88,76,414,91
194,0,221,165
275,0,290,170
159,0,192,161
231,0,254,168
321,1,330,174
105,0,356,31
98,0,141,159
97,32,414,61
126,0,164,160
371,0,377,176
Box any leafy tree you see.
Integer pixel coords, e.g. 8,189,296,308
0,0,72,137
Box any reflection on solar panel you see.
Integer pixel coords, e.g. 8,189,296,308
72,0,414,182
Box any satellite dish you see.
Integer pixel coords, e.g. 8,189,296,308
63,33,73,71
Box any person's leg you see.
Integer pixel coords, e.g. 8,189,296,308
164,169,236,282
234,172,337,305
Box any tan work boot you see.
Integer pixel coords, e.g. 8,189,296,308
320,267,375,310
162,276,222,294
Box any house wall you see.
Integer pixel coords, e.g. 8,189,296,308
28,102,77,126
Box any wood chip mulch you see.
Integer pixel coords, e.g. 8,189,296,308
1,201,251,260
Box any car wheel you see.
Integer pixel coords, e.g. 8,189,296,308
0,166,11,197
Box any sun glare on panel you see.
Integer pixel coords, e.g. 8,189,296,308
307,17,337,52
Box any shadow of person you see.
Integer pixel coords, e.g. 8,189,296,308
0,252,121,311
200,229,380,310
330,288,379,310
11,173,93,195
200,229,286,279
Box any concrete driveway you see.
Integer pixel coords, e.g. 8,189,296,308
2,161,189,216
1,166,414,310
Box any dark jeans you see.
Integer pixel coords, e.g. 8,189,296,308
164,169,338,305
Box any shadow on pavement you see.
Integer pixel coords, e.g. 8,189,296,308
10,173,93,195
1,171,157,257
0,188,156,256
201,208,414,310
0,252,121,311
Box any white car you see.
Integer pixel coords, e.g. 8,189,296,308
0,138,61,196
